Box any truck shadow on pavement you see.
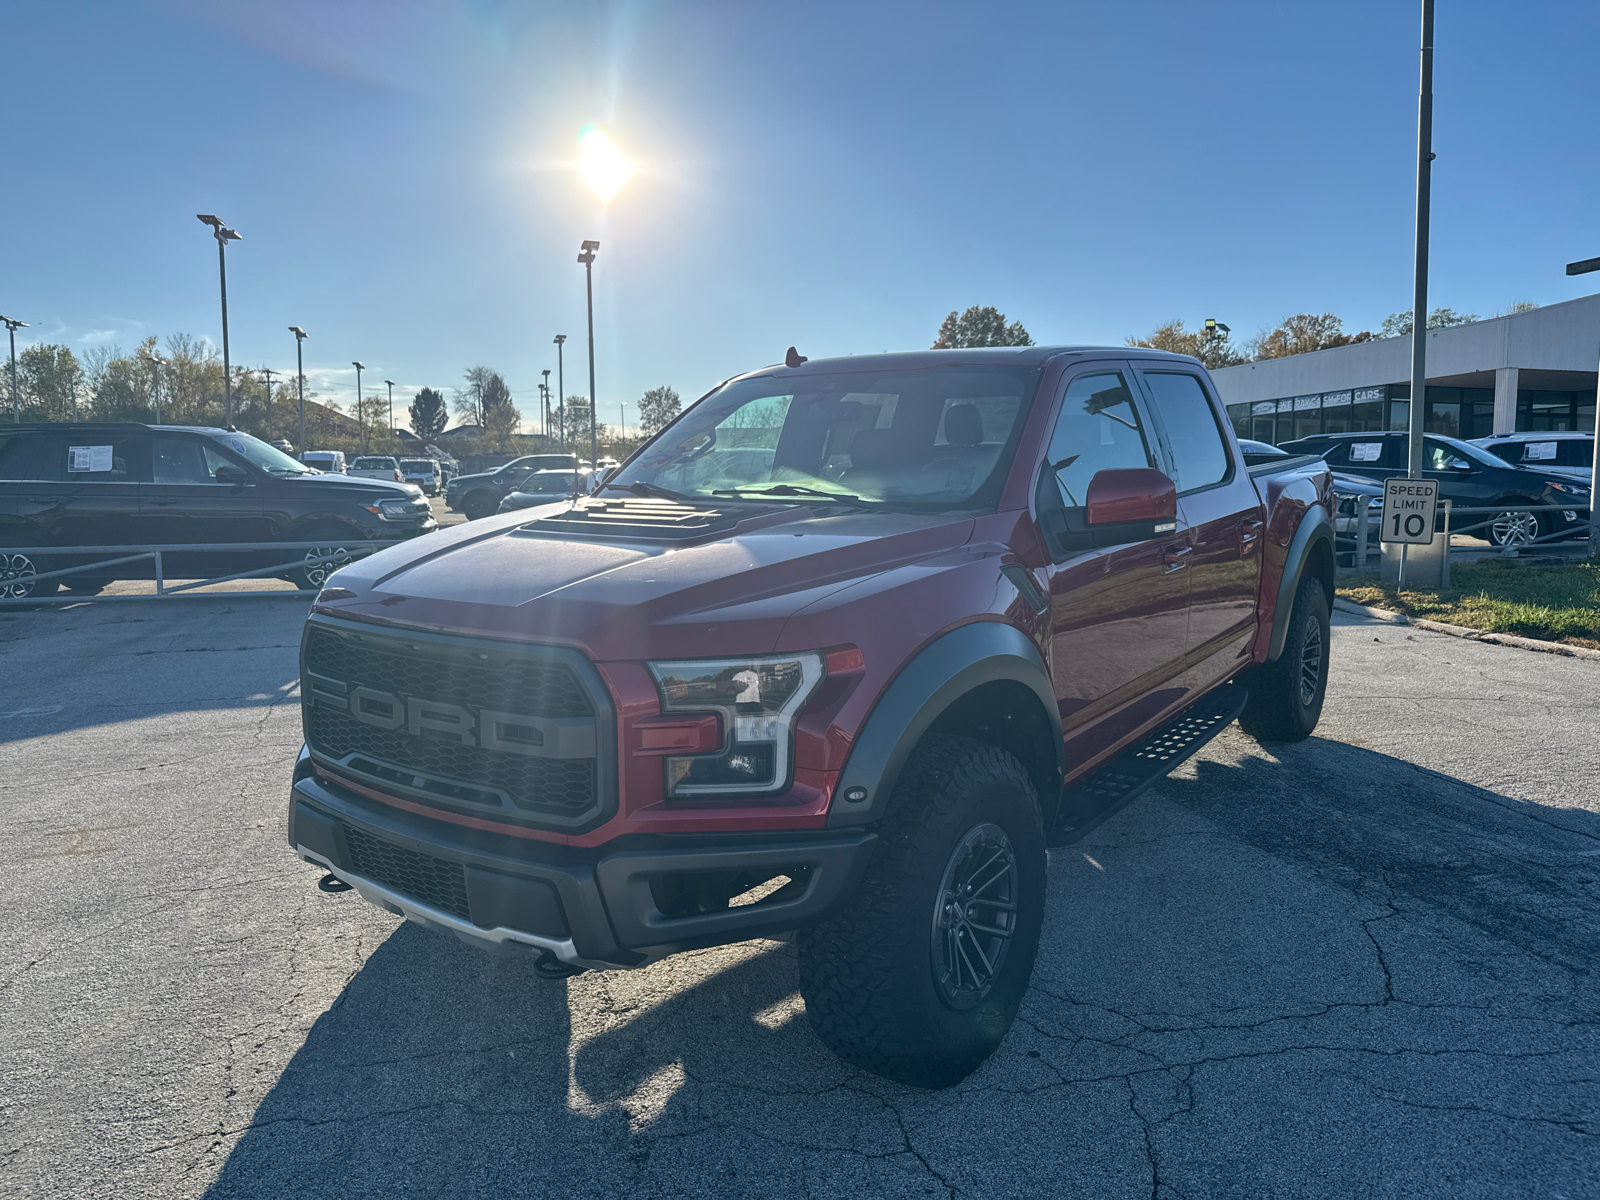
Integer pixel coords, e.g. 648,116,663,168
203,733,1600,1198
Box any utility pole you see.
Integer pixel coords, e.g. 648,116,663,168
554,334,567,451
196,215,242,426
262,367,275,439
1566,255,1600,559
1406,0,1434,481
541,369,551,441
353,361,366,453
1,316,26,422
290,327,308,455
384,380,395,437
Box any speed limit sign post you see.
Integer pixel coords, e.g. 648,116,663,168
1381,478,1439,544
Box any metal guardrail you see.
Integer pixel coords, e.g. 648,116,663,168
0,539,404,605
1345,501,1592,572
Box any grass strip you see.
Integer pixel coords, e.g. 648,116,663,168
1337,559,1600,649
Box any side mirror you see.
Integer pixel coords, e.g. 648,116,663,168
1085,468,1177,529
215,464,252,485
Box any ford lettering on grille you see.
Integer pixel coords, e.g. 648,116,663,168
332,681,596,759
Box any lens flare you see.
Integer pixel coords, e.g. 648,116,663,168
578,125,630,202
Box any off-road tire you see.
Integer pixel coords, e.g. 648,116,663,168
463,491,499,521
1239,573,1329,743
797,736,1046,1089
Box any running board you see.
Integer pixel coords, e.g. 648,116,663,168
1046,683,1248,847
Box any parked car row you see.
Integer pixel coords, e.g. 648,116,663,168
0,422,437,599
444,453,589,520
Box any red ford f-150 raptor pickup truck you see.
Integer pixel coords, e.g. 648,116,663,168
288,346,1335,1087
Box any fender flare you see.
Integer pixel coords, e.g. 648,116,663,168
1266,505,1334,662
828,621,1063,828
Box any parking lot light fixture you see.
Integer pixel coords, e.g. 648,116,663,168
141,349,167,422
289,327,308,454
541,369,551,439
578,241,599,470
1,316,27,422
353,361,366,453
197,215,242,426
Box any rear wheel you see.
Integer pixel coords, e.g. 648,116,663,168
797,737,1045,1089
1239,573,1330,743
1,551,57,601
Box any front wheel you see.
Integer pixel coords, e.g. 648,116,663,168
797,737,1045,1089
1,551,57,601
1239,573,1330,743
1488,505,1544,549
463,492,498,521
289,524,361,591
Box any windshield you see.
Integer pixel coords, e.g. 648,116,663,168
352,457,397,469
611,365,1041,510
209,431,313,476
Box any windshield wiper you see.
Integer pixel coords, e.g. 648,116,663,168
599,480,700,504
710,484,879,509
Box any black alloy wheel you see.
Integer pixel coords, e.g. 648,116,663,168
931,823,1019,1009
1238,573,1330,743
463,492,498,521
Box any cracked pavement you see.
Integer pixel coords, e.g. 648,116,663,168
1,600,1597,1198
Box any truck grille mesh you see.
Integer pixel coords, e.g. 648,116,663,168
303,625,605,826
343,824,471,920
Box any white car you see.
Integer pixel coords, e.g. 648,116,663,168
300,450,346,474
349,456,405,484
399,457,442,495
1473,432,1595,485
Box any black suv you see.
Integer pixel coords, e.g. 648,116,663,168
1279,431,1590,548
445,454,583,520
0,423,435,599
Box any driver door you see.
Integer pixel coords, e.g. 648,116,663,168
1038,364,1193,769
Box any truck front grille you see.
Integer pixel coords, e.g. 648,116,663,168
301,620,614,831
343,824,470,919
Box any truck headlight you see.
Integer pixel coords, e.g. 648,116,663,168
647,653,825,798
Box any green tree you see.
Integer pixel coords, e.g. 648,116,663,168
637,385,681,434
482,395,522,451
1250,313,1373,359
1127,320,1248,369
932,305,1033,349
409,387,448,440
9,343,85,421
1378,307,1480,339
558,395,606,453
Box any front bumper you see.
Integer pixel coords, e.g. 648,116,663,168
288,749,875,970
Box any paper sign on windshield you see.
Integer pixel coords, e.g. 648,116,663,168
68,445,114,473
1350,442,1383,463
1525,441,1557,461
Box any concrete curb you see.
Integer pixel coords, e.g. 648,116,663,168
1333,597,1600,663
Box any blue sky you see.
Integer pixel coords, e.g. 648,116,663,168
3,0,1596,434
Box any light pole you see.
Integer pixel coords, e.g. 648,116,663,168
619,401,626,446
578,239,599,468
554,334,567,451
353,361,366,452
383,380,395,438
541,369,551,441
1566,255,1600,559
196,215,242,426
142,350,166,422
1406,0,1434,480
1,316,26,422
290,327,308,454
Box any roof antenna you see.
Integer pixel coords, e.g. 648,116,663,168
785,346,807,368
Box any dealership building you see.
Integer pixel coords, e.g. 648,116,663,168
1209,292,1598,445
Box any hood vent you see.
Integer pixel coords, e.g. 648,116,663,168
514,497,742,543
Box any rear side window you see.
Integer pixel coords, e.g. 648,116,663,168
1141,371,1231,493
1558,439,1594,468
1042,371,1155,506
64,435,149,481
0,435,65,481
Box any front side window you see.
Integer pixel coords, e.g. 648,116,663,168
153,437,232,483
1042,371,1155,506
612,365,1040,510
1141,371,1231,493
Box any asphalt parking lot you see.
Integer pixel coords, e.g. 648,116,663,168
2,601,1597,1199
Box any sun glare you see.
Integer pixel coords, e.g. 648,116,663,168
578,125,630,203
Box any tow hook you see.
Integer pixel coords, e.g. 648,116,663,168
533,950,587,980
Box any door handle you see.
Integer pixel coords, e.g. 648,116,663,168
1241,519,1263,553
1163,545,1192,573
147,498,180,506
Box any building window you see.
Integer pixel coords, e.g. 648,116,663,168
1518,390,1595,433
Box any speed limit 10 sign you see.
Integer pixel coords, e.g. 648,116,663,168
1380,478,1439,544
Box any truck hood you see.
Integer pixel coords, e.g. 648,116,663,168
289,473,415,498
316,500,976,659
